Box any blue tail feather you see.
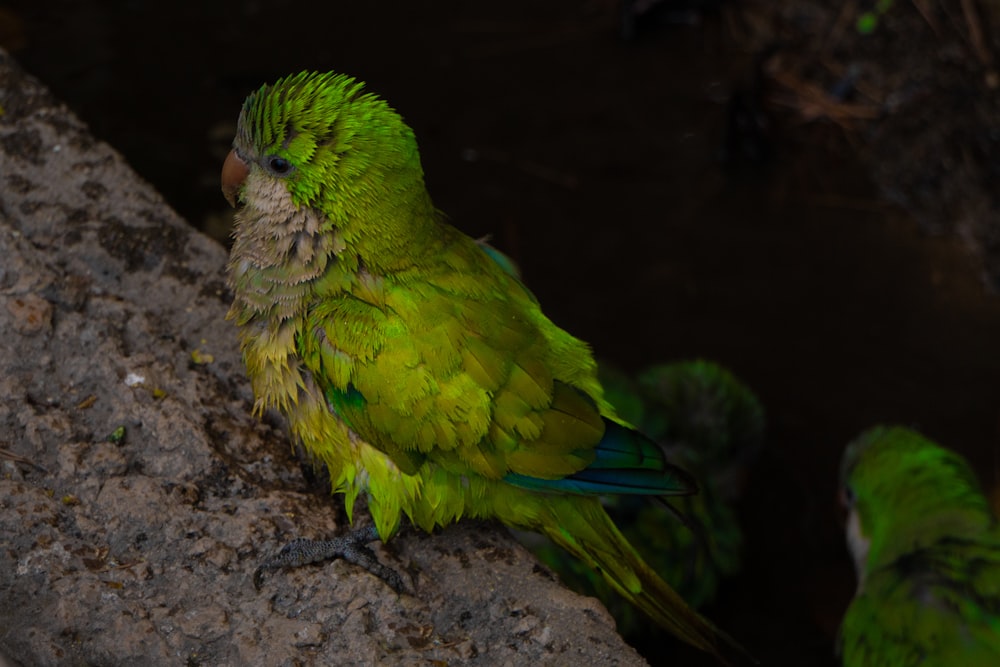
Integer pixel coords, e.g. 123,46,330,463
505,418,696,496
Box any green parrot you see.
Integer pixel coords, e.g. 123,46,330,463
525,359,763,637
838,425,1000,666
220,71,748,663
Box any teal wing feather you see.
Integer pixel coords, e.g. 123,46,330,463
475,238,524,282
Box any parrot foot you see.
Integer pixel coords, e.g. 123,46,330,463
253,524,405,593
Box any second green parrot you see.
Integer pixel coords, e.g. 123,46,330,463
838,426,1000,666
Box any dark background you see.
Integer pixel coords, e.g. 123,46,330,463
4,2,999,664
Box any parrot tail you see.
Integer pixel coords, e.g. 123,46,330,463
540,495,754,665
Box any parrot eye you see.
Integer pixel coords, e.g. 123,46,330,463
266,156,293,176
839,485,856,509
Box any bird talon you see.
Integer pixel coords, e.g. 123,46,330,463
252,525,404,593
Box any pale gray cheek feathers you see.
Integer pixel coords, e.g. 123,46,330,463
846,508,871,589
243,174,304,228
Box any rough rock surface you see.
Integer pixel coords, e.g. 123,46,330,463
0,51,646,667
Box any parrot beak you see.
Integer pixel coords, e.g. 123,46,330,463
221,149,249,208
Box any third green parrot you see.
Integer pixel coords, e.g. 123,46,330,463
221,71,748,662
838,425,1000,666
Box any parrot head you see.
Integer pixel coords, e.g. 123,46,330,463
221,71,424,215
839,425,992,588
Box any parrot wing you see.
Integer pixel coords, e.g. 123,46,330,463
298,235,689,494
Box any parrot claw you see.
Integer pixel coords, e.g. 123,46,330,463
253,524,406,593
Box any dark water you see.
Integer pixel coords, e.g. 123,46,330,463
6,2,1000,665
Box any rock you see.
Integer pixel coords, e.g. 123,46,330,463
0,50,646,667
